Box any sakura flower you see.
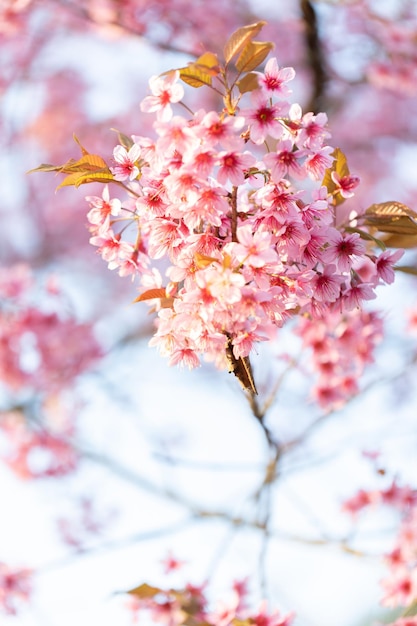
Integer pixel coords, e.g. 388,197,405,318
86,185,122,228
250,601,295,626
216,149,256,185
169,346,200,368
0,563,32,615
381,567,417,608
240,90,287,144
304,145,334,181
204,264,245,305
374,249,404,284
232,224,277,267
342,489,375,515
342,281,377,311
331,171,360,198
196,109,245,149
110,143,141,181
257,57,295,98
89,229,133,264
140,70,184,121
322,230,366,273
183,185,229,229
264,139,306,181
298,112,331,149
154,115,200,155
161,551,186,575
311,265,343,303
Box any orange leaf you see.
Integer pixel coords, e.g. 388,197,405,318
321,148,349,204
179,64,213,88
236,72,260,94
133,288,168,303
127,583,163,598
361,201,417,235
223,21,267,64
73,133,90,156
195,52,220,69
235,41,274,73
194,252,218,269
56,170,114,190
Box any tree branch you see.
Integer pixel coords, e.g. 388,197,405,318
300,0,328,113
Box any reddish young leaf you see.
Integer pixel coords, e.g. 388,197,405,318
133,288,168,303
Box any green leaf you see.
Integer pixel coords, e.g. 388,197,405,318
235,41,274,73
224,21,267,64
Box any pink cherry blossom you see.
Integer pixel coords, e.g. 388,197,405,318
331,171,360,198
322,230,366,273
232,224,277,267
298,112,331,149
0,563,32,615
311,265,343,303
257,57,296,98
216,148,256,185
304,145,334,181
374,249,404,284
140,70,184,121
240,90,287,144
86,185,122,229
110,143,141,181
264,139,307,181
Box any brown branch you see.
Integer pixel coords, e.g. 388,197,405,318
230,186,238,243
300,0,328,113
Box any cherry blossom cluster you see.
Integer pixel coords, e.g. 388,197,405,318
0,562,32,616
86,58,401,377
294,307,384,411
343,479,417,623
127,576,294,626
56,496,116,552
0,409,78,479
0,265,102,479
362,7,417,96
0,264,102,392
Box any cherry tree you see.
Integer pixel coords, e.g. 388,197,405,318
1,1,417,625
